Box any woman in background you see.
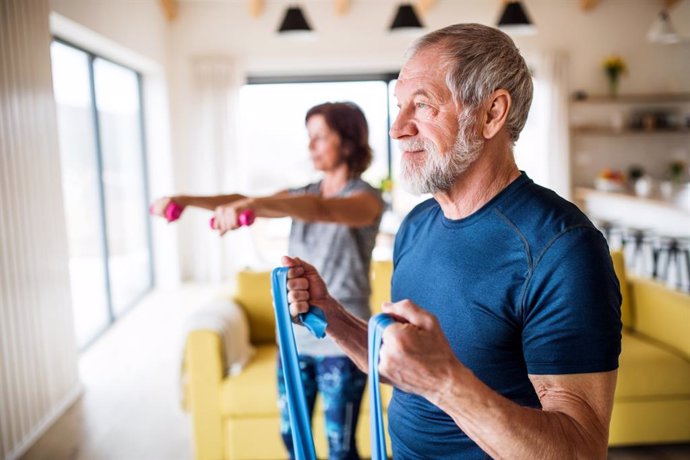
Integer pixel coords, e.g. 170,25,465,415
150,101,383,460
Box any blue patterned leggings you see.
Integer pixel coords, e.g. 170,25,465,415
277,354,367,460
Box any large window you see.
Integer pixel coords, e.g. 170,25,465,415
51,40,153,349
238,79,391,193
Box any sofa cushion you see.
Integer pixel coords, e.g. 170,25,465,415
616,332,690,400
234,270,276,344
630,276,690,359
221,344,395,417
222,344,279,416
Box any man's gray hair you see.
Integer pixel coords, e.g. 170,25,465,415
406,23,533,143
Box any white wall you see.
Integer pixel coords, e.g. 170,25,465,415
0,1,81,458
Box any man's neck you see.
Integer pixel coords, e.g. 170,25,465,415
434,147,520,220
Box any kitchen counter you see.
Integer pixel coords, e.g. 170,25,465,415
574,187,690,238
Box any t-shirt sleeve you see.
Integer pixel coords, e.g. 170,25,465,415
522,226,622,375
345,180,384,205
287,183,311,196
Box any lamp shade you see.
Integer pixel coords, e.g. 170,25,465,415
390,4,424,31
497,1,536,35
278,6,312,34
647,10,681,44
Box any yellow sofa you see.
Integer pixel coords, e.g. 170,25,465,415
184,261,393,460
184,254,690,459
609,252,690,445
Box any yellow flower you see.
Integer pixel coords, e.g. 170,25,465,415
602,55,627,75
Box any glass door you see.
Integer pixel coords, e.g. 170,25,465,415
93,58,152,317
50,40,153,349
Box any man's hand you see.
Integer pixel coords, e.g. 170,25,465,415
379,299,463,406
282,255,340,320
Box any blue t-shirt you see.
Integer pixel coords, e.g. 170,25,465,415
388,173,622,459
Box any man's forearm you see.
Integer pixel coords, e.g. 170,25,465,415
437,366,608,460
324,303,370,372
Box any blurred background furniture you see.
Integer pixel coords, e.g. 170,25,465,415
609,251,690,445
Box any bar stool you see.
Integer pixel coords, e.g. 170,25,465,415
621,228,655,277
654,236,690,292
593,219,624,251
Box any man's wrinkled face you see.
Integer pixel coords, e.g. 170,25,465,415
390,48,484,195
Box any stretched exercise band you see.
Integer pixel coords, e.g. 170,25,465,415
368,313,395,460
271,268,393,460
271,267,327,460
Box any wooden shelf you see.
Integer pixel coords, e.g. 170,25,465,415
572,127,690,136
571,93,690,104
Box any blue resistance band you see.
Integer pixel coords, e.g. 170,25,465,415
271,267,327,460
271,267,395,460
368,313,395,460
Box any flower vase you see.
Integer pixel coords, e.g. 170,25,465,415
607,72,619,98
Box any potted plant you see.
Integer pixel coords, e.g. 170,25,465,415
660,160,688,199
628,164,652,197
602,55,627,97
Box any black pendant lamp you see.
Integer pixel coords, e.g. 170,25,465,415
390,3,424,31
278,5,312,34
497,1,536,35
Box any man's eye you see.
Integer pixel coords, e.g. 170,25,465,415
415,102,429,109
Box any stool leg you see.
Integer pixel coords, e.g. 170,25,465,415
681,249,690,293
652,246,661,279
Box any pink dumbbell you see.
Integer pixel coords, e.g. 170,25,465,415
210,209,255,230
150,200,184,223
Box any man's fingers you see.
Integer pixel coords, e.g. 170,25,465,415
281,255,298,267
287,290,309,303
289,300,310,317
287,278,308,290
382,299,436,330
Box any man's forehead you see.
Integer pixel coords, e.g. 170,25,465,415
394,55,448,99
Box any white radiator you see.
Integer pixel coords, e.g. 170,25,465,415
0,1,81,459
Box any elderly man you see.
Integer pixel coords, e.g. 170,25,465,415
284,23,621,459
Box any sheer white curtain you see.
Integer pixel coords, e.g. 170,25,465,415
180,57,243,281
515,51,571,200
542,51,572,200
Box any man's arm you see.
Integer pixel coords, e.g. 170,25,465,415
283,256,370,371
379,300,617,460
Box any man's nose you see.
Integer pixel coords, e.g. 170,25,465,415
389,108,417,139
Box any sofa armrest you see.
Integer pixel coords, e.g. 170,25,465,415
630,276,690,359
186,330,225,460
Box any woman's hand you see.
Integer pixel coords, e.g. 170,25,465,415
149,196,181,219
213,198,255,235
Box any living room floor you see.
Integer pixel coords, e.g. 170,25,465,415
19,283,690,460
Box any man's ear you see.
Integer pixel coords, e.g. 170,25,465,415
482,89,511,140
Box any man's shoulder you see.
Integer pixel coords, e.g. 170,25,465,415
401,197,438,226
500,180,594,235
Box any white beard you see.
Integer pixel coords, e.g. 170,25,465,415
399,115,484,195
